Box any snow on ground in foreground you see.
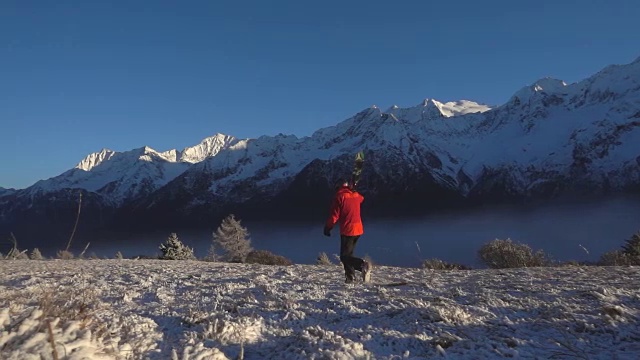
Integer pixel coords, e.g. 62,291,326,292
1,260,639,360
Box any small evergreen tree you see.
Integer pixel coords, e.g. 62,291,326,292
212,214,253,263
621,231,640,258
204,243,219,262
159,233,196,260
30,248,44,260
600,231,640,266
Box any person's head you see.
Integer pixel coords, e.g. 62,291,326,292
334,178,350,190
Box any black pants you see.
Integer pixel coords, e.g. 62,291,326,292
340,235,365,282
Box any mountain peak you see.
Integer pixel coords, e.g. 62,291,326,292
385,104,400,112
532,77,567,92
510,77,567,105
421,98,439,107
421,99,444,118
179,133,238,163
76,148,117,171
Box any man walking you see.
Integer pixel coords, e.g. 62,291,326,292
324,179,372,283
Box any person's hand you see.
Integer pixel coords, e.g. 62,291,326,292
323,226,331,237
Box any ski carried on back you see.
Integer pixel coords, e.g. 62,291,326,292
350,150,365,190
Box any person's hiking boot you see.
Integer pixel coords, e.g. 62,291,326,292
345,273,356,284
362,260,372,283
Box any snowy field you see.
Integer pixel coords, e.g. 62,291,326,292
1,260,639,359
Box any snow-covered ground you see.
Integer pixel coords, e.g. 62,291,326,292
1,260,639,359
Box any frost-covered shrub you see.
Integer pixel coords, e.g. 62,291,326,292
316,252,332,266
0,279,154,359
478,238,548,269
0,279,102,358
159,233,196,260
557,260,595,267
245,250,293,265
212,214,253,263
115,251,124,260
30,248,44,260
2,236,28,260
422,258,471,270
56,250,74,260
599,250,637,266
5,248,29,260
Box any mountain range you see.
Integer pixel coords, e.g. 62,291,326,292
1,57,639,248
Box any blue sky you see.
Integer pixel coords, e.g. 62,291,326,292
1,0,639,189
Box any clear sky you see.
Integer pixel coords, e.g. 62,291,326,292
1,0,639,189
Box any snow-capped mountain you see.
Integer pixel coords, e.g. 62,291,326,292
28,146,190,205
2,56,639,235
127,56,640,225
0,187,15,197
24,134,240,206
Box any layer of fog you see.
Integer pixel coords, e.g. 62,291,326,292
86,196,640,268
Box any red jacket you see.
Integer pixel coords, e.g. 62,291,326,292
325,186,364,236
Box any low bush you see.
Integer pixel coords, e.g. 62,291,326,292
599,250,638,266
30,248,44,260
56,250,74,260
478,238,548,269
422,258,472,270
245,250,293,266
556,260,597,267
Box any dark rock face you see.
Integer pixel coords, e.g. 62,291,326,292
106,149,468,232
